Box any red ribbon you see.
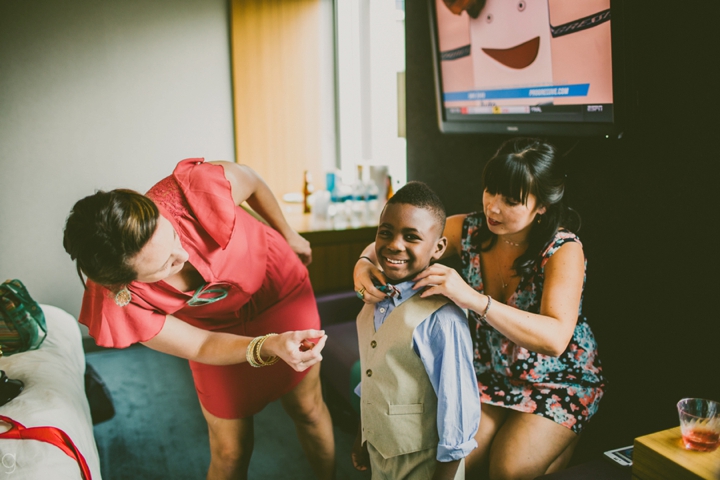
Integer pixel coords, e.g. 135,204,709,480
0,415,92,480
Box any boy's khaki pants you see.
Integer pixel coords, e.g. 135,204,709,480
366,442,465,480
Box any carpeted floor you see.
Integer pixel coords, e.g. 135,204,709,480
86,345,370,480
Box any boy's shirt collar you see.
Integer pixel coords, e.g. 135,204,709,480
377,279,421,307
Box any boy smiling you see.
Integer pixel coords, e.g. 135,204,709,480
352,182,480,480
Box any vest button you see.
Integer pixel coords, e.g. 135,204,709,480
379,307,386,313
370,340,377,348
366,369,372,377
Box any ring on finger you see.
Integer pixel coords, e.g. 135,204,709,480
356,287,366,299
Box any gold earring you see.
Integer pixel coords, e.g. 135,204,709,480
537,215,542,224
114,287,132,307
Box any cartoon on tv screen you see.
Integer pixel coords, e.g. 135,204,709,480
435,0,613,122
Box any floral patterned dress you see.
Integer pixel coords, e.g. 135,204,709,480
460,213,605,434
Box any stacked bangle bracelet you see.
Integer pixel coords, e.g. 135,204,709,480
246,333,279,367
478,295,492,322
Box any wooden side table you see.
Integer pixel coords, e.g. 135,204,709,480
633,427,720,480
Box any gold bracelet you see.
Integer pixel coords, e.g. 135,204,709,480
255,333,279,366
253,333,279,367
246,336,263,367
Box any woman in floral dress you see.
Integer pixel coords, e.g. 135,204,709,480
354,138,605,479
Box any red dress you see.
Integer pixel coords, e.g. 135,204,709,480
78,158,320,419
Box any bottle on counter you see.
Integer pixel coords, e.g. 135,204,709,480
351,165,369,226
365,178,379,223
326,171,339,203
302,170,314,214
385,175,394,200
326,170,349,228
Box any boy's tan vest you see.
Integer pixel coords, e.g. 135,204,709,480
357,293,449,459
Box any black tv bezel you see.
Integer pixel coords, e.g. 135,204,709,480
428,0,630,138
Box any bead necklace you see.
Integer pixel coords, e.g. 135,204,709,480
503,238,525,247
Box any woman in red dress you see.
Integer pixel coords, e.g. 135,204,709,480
63,159,335,479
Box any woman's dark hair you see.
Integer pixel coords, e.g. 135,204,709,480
473,137,581,280
63,189,159,290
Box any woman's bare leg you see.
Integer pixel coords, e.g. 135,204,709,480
543,436,580,476
281,363,336,480
201,404,254,480
465,403,509,478
487,410,579,480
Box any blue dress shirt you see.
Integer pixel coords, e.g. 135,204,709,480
355,280,480,462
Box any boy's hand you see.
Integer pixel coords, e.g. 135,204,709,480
351,427,370,471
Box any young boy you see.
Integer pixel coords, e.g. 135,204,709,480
351,181,480,480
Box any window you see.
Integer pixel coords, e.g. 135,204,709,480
334,0,406,193
229,0,405,207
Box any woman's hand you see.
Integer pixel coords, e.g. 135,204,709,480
261,329,327,372
353,258,386,304
214,161,313,266
285,231,312,266
412,263,481,311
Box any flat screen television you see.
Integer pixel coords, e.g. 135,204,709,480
429,0,628,137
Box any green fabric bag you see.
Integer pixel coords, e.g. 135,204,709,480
0,279,47,357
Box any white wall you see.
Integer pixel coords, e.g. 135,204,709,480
0,0,235,320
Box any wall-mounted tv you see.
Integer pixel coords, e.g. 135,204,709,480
429,0,628,137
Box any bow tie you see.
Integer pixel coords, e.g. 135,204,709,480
375,281,402,300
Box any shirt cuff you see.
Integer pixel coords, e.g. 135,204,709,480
437,438,478,462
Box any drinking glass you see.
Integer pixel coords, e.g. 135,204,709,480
677,398,720,452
